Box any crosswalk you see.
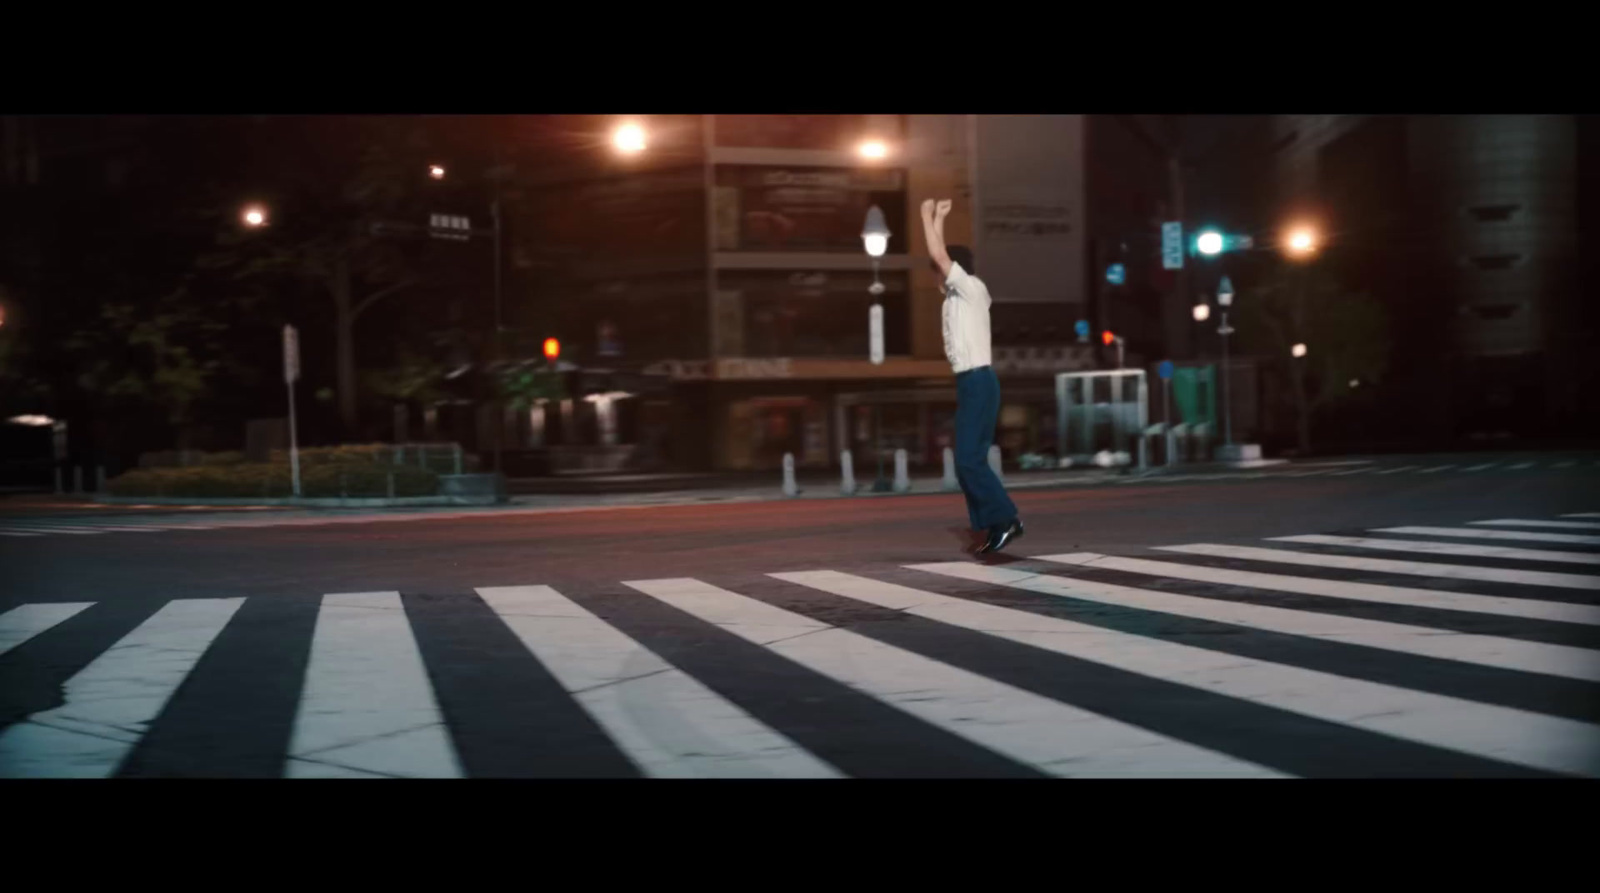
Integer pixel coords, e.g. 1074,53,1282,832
2,512,1598,778
1116,456,1600,486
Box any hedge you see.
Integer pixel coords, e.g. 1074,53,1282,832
107,462,439,498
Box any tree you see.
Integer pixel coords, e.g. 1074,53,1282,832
1235,264,1391,453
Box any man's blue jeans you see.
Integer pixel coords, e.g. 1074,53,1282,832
954,365,1018,532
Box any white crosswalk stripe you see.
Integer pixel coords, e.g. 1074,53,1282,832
1374,526,1600,546
1160,542,1600,591
1419,465,1457,473
478,584,839,779
287,592,462,779
1565,513,1600,519
636,576,1281,777
1272,534,1600,568
0,603,94,656
1473,519,1600,531
1376,466,1420,475
0,598,243,778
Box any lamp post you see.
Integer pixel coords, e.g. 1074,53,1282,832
863,205,891,492
1216,275,1235,448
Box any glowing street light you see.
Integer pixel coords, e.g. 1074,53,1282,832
241,205,268,228
1292,342,1308,358
1196,230,1224,257
428,164,446,180
1285,226,1318,258
858,139,889,161
612,121,647,155
1192,303,1211,322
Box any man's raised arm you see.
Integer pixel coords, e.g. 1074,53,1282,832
921,198,954,277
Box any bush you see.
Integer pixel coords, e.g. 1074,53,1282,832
268,443,481,474
107,462,438,498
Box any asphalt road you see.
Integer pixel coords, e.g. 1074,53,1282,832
3,454,1599,779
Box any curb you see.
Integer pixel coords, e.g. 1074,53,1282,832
92,495,504,508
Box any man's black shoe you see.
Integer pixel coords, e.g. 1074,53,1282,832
977,519,1025,555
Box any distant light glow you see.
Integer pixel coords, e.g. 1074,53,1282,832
1349,379,1360,388
1192,304,1211,322
1292,343,1308,358
1102,330,1116,346
858,140,889,160
1197,231,1224,256
242,206,267,227
8,414,54,427
1286,226,1318,256
543,337,561,361
429,164,446,180
612,122,647,155
862,234,888,258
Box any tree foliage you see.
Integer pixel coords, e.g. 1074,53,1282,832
1235,264,1392,408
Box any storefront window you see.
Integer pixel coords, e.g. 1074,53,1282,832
714,115,903,152
714,165,908,254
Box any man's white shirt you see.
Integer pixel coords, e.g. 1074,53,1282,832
941,262,993,373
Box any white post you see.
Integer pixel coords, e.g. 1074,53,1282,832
942,446,959,491
893,449,910,493
453,443,463,475
988,445,1003,480
387,471,396,499
782,452,799,497
1138,436,1149,471
840,449,856,495
284,324,302,499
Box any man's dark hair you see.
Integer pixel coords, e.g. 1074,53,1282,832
947,244,976,275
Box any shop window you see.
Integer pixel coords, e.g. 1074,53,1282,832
714,165,908,254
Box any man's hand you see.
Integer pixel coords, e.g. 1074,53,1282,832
921,198,936,220
935,199,952,219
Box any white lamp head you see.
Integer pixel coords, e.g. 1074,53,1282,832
862,205,890,258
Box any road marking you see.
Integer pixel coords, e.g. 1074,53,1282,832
478,584,839,779
0,598,243,778
1509,462,1536,470
0,602,96,656
905,562,1600,777
1420,465,1457,474
0,526,103,535
1564,513,1600,519
1273,534,1600,569
1463,463,1497,472
1375,526,1600,546
1022,554,1600,680
1377,466,1421,475
0,530,43,537
1472,519,1600,531
1555,461,1576,469
287,592,462,779
1051,549,1600,625
768,571,1288,778
632,576,1282,778
1159,543,1600,592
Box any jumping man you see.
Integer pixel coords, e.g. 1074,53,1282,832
921,198,1023,554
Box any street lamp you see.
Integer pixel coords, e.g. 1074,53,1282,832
1196,230,1224,257
428,164,446,180
1216,275,1236,448
862,205,891,491
1292,342,1308,358
857,139,889,161
241,205,268,228
1285,225,1318,258
1192,303,1210,322
612,121,647,155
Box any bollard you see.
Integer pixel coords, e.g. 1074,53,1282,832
782,452,799,497
73,466,83,494
453,443,463,475
942,447,959,492
54,466,63,495
387,471,396,499
395,445,404,465
1166,426,1179,467
988,445,1003,480
893,449,910,493
418,446,427,469
1138,436,1149,471
840,449,856,495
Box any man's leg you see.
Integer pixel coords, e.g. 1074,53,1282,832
962,368,1019,538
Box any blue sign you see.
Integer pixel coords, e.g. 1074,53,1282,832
1161,222,1184,270
1158,360,1175,381
1106,263,1126,286
1074,319,1090,340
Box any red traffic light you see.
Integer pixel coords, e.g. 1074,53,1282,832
542,338,561,361
1101,330,1115,346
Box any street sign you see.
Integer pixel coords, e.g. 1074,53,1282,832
869,303,885,365
282,324,300,384
1158,360,1174,381
1218,275,1235,303
1074,319,1090,343
1106,263,1126,286
429,213,471,241
1161,222,1184,270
